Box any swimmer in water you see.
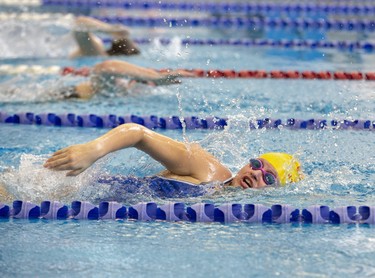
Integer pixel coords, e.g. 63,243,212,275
61,59,195,99
70,16,140,58
44,123,304,189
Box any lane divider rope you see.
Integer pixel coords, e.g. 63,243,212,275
129,37,375,52
0,27,373,51
40,1,375,16
0,0,40,6
0,12,74,20
1,200,374,224
1,112,374,131
1,11,373,50
0,12,374,31
93,16,375,31
1,65,375,81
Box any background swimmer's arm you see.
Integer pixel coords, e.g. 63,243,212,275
92,60,194,86
74,16,130,38
71,16,130,57
151,69,195,86
44,124,216,179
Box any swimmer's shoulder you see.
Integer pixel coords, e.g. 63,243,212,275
189,142,233,182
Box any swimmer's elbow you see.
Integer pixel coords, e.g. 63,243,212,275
122,123,146,131
117,123,147,140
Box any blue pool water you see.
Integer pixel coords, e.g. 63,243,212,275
1,220,375,277
0,3,375,277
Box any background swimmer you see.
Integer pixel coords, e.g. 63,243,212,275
0,60,193,102
70,16,140,57
44,123,304,189
62,59,195,99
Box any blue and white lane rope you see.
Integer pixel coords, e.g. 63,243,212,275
0,0,40,6
1,200,374,224
1,112,374,131
93,16,375,31
0,11,374,33
40,1,375,16
129,37,375,52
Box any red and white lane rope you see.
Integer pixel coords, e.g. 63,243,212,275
1,65,374,81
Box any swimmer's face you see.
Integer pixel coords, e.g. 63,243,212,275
231,158,279,189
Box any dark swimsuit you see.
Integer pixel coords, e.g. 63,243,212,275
97,175,210,199
95,175,233,202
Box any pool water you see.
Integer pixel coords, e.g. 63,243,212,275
1,220,375,278
0,3,375,277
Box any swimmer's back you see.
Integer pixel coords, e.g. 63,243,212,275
97,175,209,200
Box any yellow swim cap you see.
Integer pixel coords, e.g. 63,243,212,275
259,152,303,185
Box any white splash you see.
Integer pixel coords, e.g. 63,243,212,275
0,75,83,102
0,16,75,58
0,154,98,203
147,36,189,60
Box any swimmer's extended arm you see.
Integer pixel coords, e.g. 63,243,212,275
44,124,228,181
71,16,130,58
74,16,130,38
92,60,195,86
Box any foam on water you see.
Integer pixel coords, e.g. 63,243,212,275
0,16,74,58
145,36,191,61
0,153,100,203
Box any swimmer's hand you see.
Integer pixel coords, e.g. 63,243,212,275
128,79,157,87
44,143,100,176
162,69,196,78
153,69,196,86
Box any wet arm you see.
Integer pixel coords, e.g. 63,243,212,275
92,60,194,86
74,16,129,37
44,124,198,177
70,16,130,57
